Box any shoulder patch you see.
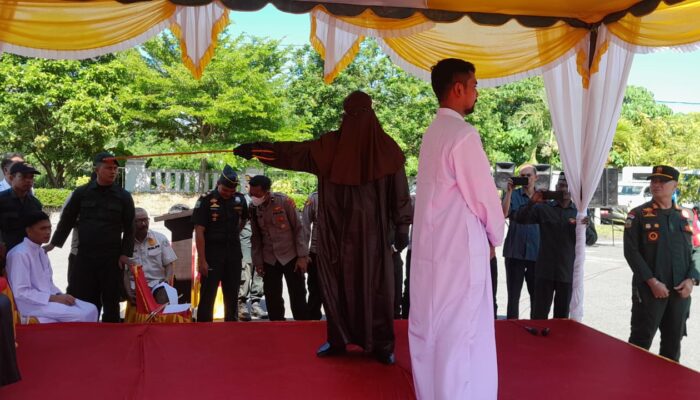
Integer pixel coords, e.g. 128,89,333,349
194,200,202,209
625,218,633,229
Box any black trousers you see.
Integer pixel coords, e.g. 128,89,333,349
198,257,241,322
68,253,122,322
629,283,691,362
532,278,572,319
66,253,78,294
264,259,308,321
505,258,536,319
0,294,20,387
307,253,323,320
490,256,498,319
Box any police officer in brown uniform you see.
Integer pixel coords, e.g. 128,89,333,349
249,175,309,321
624,165,700,361
192,165,248,322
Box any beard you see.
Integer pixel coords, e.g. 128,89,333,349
464,99,477,115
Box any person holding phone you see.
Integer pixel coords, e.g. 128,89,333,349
501,164,539,319
516,172,587,319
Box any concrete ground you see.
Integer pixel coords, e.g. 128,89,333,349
45,215,699,372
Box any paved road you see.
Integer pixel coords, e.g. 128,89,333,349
44,215,699,372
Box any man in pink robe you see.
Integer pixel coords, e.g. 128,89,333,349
409,59,505,399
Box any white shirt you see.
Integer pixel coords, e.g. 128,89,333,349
132,230,177,287
6,237,62,310
409,108,505,400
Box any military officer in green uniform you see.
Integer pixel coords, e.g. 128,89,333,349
192,165,248,322
624,165,700,361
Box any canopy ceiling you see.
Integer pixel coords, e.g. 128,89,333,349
0,0,698,81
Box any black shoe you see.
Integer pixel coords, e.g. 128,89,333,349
374,351,395,365
316,342,346,357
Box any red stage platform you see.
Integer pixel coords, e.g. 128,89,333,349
1,320,697,399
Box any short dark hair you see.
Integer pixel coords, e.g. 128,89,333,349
249,175,271,192
1,152,24,172
23,211,50,229
431,58,476,102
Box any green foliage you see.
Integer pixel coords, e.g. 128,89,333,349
75,176,92,187
0,55,127,188
120,33,309,146
1,32,698,192
33,188,72,208
678,174,700,205
268,171,317,205
611,88,700,169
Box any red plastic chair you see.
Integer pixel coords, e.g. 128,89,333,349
125,265,191,323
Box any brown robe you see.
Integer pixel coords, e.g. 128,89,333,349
259,140,413,353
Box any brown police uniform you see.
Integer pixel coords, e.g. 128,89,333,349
251,192,308,321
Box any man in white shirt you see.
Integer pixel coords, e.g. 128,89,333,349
127,208,179,305
410,59,504,399
0,153,24,193
6,211,98,323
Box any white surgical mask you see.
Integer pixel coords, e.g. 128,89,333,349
251,195,265,206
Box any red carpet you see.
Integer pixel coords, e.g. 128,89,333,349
1,320,697,399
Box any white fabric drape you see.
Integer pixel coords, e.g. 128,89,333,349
310,8,434,82
170,1,228,78
311,10,364,82
543,25,635,321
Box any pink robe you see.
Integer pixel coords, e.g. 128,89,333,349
409,108,505,399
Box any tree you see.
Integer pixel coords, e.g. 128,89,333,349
0,55,127,187
120,34,306,147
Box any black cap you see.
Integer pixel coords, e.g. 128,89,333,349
93,151,119,166
647,165,679,182
218,165,238,188
9,162,41,175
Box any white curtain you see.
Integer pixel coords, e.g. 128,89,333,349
310,8,434,82
543,25,635,321
170,1,228,76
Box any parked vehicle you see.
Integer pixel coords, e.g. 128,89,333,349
617,183,651,210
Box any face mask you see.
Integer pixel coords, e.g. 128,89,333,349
251,196,265,206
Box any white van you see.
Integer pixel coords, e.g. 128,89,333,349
618,182,651,210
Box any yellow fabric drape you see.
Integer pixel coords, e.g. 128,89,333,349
310,6,432,83
607,0,700,48
382,17,587,81
328,6,431,32
170,10,230,79
0,0,175,51
427,0,640,23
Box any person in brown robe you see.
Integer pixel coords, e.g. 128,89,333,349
235,91,412,364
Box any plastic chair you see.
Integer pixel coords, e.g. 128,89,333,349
126,265,191,323
0,276,39,325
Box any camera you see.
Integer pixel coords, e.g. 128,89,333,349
542,190,564,202
511,177,529,186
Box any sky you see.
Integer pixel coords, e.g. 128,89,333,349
226,6,700,113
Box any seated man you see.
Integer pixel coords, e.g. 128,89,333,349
127,207,179,305
6,212,98,323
